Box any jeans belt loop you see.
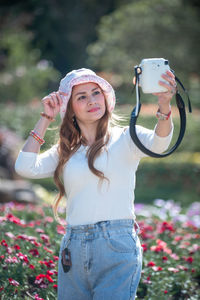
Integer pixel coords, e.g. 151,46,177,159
101,222,109,239
64,226,72,248
134,220,140,235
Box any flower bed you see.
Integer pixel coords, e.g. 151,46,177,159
0,200,199,299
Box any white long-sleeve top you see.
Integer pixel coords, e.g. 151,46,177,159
15,125,173,226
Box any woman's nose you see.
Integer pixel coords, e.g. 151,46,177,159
88,96,96,105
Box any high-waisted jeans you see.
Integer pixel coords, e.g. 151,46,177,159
58,219,143,300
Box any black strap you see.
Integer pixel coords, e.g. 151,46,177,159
129,67,192,158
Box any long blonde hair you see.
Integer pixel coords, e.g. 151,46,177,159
53,94,112,222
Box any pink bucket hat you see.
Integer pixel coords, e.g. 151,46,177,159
58,68,116,120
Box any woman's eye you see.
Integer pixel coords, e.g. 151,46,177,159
78,95,86,101
93,90,101,96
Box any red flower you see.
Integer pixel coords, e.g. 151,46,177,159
43,246,53,253
0,287,4,292
6,214,23,226
8,278,19,286
191,268,195,273
146,276,151,281
141,243,148,252
45,275,53,283
162,256,168,261
150,239,172,254
16,252,29,264
53,284,58,290
14,244,21,251
46,270,54,276
164,290,168,294
183,256,194,263
32,241,42,247
29,249,40,257
40,234,49,243
159,221,175,233
39,259,56,268
29,264,35,269
1,240,8,247
147,261,156,267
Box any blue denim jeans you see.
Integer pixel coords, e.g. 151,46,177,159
58,219,143,300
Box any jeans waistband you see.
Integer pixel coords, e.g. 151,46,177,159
65,219,140,236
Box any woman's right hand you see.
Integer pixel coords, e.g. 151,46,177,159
41,91,66,119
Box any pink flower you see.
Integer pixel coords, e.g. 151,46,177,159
57,225,66,235
5,256,18,264
34,294,44,300
8,278,19,286
170,253,180,260
44,216,54,223
152,266,163,271
168,267,179,273
150,239,172,254
16,252,29,264
5,232,15,239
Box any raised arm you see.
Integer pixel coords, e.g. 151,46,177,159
15,91,66,178
153,70,176,137
22,91,64,153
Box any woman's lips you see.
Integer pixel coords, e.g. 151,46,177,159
88,107,100,112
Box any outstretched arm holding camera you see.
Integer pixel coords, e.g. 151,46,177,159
153,70,176,137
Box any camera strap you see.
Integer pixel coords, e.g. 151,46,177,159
129,66,192,158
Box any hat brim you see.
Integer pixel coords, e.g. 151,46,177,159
59,74,116,120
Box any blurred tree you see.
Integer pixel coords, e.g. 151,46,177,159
0,29,60,103
87,0,200,104
0,0,132,75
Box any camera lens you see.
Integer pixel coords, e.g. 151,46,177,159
164,60,169,65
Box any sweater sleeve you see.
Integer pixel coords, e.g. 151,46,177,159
15,144,59,179
124,124,174,159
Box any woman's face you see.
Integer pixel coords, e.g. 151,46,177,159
71,82,106,125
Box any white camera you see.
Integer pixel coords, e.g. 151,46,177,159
138,58,170,93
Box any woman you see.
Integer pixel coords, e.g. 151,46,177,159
15,68,176,300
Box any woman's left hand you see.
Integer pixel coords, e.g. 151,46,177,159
152,70,177,108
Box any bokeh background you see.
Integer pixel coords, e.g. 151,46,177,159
0,0,200,207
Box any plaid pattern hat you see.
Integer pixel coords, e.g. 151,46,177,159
58,68,116,120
